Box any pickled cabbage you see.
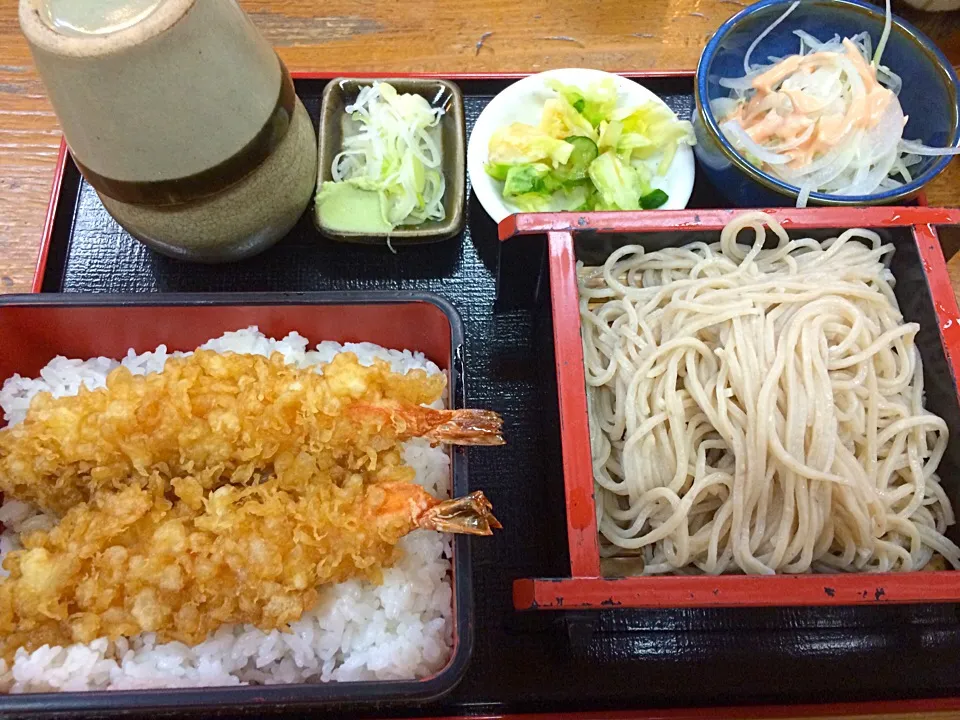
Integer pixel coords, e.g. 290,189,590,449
486,78,693,212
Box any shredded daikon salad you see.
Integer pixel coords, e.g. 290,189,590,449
321,81,446,228
713,0,960,206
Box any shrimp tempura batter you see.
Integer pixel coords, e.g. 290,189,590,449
0,467,499,660
0,351,503,514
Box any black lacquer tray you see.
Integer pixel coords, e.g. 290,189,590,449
26,74,960,719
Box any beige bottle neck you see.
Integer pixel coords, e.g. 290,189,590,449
20,0,196,57
38,0,166,37
22,0,285,184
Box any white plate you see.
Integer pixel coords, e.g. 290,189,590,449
467,68,696,223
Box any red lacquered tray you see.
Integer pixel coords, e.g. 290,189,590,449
0,293,476,715
421,700,960,720
24,70,960,719
502,206,960,610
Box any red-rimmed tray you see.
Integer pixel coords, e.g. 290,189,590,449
0,293,476,715
501,206,960,610
21,71,960,719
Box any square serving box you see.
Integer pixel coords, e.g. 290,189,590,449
315,77,466,245
501,206,960,610
0,291,473,713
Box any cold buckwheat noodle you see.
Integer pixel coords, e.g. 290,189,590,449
578,211,960,575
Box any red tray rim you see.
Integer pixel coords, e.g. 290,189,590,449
506,209,960,610
424,697,960,720
498,206,960,240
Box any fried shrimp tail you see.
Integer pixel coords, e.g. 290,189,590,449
417,491,502,536
348,403,505,446
370,483,501,537
421,411,506,447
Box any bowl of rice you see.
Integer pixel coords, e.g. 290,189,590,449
694,0,960,207
0,291,480,713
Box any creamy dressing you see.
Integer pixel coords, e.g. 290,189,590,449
724,39,896,169
715,0,960,205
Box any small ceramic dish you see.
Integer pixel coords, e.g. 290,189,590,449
694,0,960,207
467,68,696,224
315,78,465,245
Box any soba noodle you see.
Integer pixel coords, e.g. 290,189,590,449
578,211,960,575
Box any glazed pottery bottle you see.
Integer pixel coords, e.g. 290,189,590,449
20,0,317,262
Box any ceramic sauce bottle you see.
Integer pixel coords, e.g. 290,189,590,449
20,0,317,261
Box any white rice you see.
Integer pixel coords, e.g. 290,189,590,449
0,327,454,692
